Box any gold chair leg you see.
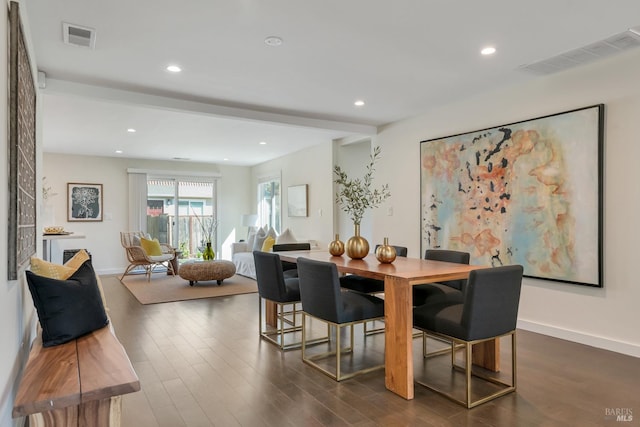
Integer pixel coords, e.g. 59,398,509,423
261,300,326,351
301,315,384,381
415,330,517,408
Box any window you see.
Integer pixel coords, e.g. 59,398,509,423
147,177,217,259
257,176,281,233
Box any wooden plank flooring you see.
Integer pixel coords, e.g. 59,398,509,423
101,275,640,427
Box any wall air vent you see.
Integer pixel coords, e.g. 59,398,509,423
62,22,96,49
519,28,640,76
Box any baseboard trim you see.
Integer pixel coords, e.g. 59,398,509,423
96,268,125,276
517,319,640,358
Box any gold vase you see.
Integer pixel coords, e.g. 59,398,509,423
346,224,369,260
375,237,396,264
328,234,345,256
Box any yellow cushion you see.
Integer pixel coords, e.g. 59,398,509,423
30,249,92,280
140,237,163,256
64,249,91,270
30,257,76,280
262,236,276,252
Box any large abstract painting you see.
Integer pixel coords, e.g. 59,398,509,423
420,105,604,287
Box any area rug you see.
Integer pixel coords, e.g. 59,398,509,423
117,273,257,305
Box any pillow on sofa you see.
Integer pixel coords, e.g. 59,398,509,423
25,260,109,347
267,227,278,239
276,228,297,244
262,236,276,252
252,228,268,251
246,227,258,250
140,237,163,256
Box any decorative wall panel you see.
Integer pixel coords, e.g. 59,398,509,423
8,2,37,280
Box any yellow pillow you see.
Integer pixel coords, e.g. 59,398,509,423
140,237,163,256
64,249,91,270
30,250,92,280
262,236,276,252
30,257,76,280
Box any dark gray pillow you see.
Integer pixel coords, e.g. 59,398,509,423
25,260,109,347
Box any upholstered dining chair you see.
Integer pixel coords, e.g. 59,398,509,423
412,249,471,306
412,249,471,355
253,251,302,350
339,244,407,335
253,251,327,351
273,242,311,277
297,257,385,381
120,231,175,281
413,264,523,408
339,245,408,294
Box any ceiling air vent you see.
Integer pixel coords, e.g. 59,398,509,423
62,22,96,49
519,28,640,76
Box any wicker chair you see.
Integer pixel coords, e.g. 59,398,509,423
120,231,176,281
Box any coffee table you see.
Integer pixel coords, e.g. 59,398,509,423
178,260,236,286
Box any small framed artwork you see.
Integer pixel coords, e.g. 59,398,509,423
68,183,103,222
287,184,308,217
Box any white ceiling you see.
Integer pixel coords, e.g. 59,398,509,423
24,0,640,166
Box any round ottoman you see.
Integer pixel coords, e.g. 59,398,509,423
178,260,236,286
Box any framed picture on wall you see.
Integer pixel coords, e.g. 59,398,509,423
420,104,604,287
287,184,308,217
67,183,103,222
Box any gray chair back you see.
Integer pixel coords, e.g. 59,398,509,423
272,243,310,272
273,243,311,252
253,251,288,302
297,257,343,323
462,265,523,340
424,249,470,291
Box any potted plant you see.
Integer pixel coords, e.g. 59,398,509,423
193,210,218,260
333,145,391,259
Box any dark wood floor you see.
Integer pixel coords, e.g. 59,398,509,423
101,275,640,427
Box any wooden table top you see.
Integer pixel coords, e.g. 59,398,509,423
278,250,484,285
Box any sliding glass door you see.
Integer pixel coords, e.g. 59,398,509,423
147,177,217,259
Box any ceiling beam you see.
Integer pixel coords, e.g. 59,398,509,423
43,78,378,136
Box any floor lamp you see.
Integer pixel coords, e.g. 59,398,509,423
241,214,258,239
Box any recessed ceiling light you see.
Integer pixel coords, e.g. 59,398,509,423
354,100,365,107
223,158,229,161
115,150,123,154
166,65,182,72
481,46,496,55
264,36,283,47
259,141,267,145
127,128,136,133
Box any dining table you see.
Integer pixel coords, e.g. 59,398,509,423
277,250,493,400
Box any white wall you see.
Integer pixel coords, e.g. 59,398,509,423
251,143,335,248
332,139,384,246
43,153,252,273
373,49,640,357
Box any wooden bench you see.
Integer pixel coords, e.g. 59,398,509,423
12,324,140,427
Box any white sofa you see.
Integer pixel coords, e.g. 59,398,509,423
231,227,309,279
231,242,257,279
